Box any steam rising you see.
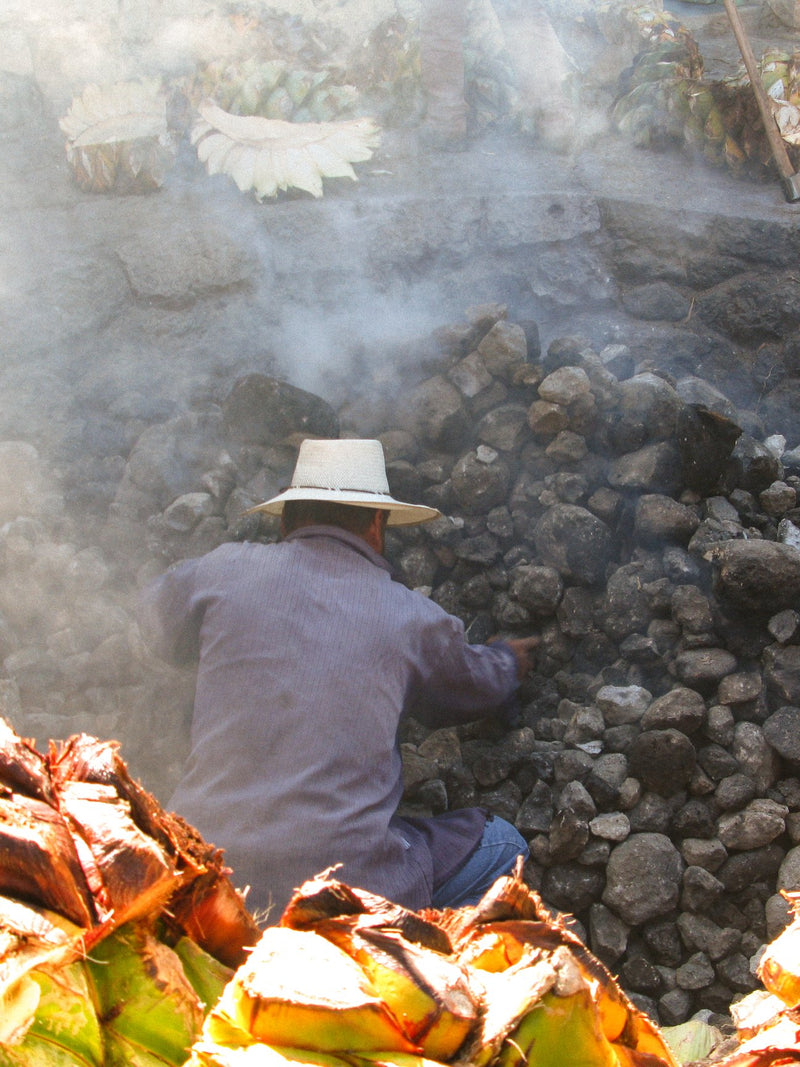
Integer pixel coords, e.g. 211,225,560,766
3,0,781,792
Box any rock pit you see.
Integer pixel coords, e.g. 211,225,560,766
5,301,800,1030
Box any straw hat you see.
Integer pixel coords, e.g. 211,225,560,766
249,438,441,526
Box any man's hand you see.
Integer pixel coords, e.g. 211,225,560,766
505,635,540,679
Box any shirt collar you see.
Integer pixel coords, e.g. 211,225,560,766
283,524,394,576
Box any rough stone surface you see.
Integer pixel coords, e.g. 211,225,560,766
603,833,684,926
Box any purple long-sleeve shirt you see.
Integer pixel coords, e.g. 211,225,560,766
137,525,520,918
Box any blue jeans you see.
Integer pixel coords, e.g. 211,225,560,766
432,815,529,909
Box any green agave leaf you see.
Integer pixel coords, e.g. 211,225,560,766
87,923,204,1066
661,1019,721,1064
0,961,101,1067
498,989,619,1067
173,937,234,1014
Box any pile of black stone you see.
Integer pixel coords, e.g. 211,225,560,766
4,303,800,1027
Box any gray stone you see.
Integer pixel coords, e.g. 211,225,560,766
676,952,715,990
564,705,605,746
680,838,728,872
589,812,630,842
680,865,724,913
542,863,605,913
671,585,715,634
677,913,742,961
161,492,215,532
416,728,462,772
658,988,693,1026
401,376,471,450
603,833,684,925
515,782,555,837
557,780,597,819
704,540,800,615
760,480,797,517
586,753,629,806
717,799,788,851
602,563,657,640
714,773,757,813
549,808,590,863
589,902,630,966
705,704,735,747
545,430,588,463
673,649,738,695
733,722,782,793
222,375,339,446
447,352,494,398
538,366,592,406
608,441,683,495
398,544,440,590
634,494,699,546
509,564,563,616
716,952,760,994
641,687,706,735
768,609,800,645
729,434,783,494
477,404,530,453
527,400,568,438
718,844,784,892
401,747,438,790
628,729,697,796
698,744,740,783
778,844,800,892
763,705,800,763
717,672,763,707
596,685,652,726
616,373,682,440
622,283,691,324
476,320,528,383
533,504,614,586
451,450,511,513
628,792,684,834
764,644,800,706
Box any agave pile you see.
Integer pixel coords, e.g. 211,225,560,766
185,59,361,125
609,4,800,178
188,864,680,1067
12,712,800,1067
0,716,260,1066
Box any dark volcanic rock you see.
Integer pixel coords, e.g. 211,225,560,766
533,504,614,586
704,540,800,614
628,729,697,796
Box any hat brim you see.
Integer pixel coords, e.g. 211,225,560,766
246,487,441,527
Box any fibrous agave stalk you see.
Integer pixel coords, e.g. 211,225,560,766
60,79,177,194
190,102,381,200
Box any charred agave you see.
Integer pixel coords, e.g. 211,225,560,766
59,79,177,194
188,862,681,1067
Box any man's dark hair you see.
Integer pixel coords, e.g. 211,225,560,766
281,500,382,535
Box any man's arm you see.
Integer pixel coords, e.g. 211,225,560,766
136,559,205,665
407,609,539,728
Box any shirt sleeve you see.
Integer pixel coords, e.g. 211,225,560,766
136,558,206,665
406,605,521,728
